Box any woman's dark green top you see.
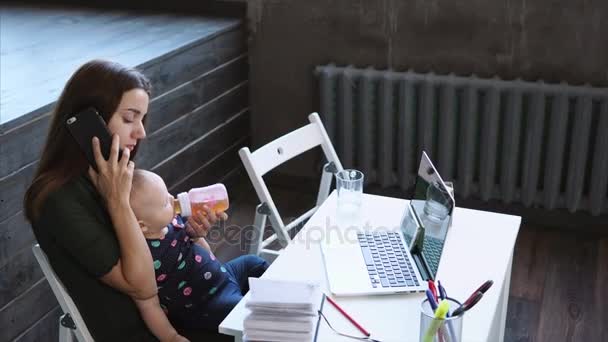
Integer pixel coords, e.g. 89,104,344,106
32,175,156,341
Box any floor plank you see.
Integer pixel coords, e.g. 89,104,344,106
594,238,608,342
535,231,601,342
505,296,541,342
509,228,550,301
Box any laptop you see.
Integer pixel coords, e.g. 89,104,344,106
321,151,455,296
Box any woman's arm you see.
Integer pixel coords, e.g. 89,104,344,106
134,297,189,342
99,198,157,299
89,136,156,299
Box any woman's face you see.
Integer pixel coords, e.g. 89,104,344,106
106,88,149,152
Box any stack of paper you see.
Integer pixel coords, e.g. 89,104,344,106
244,278,323,342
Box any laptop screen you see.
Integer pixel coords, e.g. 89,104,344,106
400,151,454,280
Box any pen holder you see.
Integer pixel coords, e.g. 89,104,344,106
420,297,463,342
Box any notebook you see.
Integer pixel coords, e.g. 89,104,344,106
243,278,325,342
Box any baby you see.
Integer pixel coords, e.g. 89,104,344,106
129,170,268,341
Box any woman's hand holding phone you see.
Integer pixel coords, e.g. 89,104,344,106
88,134,134,205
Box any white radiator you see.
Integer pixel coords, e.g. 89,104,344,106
316,65,608,216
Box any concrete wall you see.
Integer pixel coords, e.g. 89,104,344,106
246,0,608,178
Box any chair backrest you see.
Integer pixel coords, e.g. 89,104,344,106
32,244,95,342
239,112,343,254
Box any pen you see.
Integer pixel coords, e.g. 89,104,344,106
451,279,493,317
428,280,438,301
437,280,447,300
474,280,493,294
325,294,370,337
426,289,438,312
452,291,483,316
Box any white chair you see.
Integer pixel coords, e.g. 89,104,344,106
239,112,343,258
32,244,94,342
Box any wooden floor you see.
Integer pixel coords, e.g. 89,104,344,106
506,226,607,342
0,5,239,125
212,177,607,342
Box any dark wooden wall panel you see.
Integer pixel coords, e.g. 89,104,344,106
0,117,48,179
139,28,245,98
0,163,36,223
13,306,61,342
168,139,246,196
153,109,249,184
0,211,34,269
0,247,43,309
0,280,57,342
0,12,248,340
137,83,248,169
146,55,247,133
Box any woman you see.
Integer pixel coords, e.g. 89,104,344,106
23,60,226,341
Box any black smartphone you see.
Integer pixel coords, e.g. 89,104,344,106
65,107,122,172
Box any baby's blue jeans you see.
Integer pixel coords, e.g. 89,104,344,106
175,254,269,331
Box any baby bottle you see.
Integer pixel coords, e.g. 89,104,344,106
173,184,229,217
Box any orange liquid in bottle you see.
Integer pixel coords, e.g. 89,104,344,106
190,199,229,216
173,199,182,216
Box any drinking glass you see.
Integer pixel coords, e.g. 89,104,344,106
335,169,364,220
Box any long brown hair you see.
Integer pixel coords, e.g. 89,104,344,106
24,59,151,222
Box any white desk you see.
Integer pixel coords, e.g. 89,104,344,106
219,191,520,342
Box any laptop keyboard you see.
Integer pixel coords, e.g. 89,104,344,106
422,236,444,275
357,232,420,288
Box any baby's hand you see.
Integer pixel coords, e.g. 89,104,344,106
185,205,228,239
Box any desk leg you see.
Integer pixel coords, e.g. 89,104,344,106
233,335,243,342
496,251,513,342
